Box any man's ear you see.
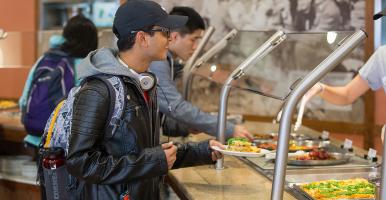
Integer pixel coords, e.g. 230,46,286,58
136,31,149,48
170,32,180,41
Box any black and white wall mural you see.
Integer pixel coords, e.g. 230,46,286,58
156,0,367,123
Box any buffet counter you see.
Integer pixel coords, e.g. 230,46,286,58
0,109,25,143
0,109,40,200
167,121,378,200
168,156,297,200
0,111,379,200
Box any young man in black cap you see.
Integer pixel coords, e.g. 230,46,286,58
66,1,224,199
150,7,253,140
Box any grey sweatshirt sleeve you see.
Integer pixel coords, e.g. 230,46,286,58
150,60,235,137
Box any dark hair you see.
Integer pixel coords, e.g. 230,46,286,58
60,14,98,58
169,7,205,36
115,25,155,52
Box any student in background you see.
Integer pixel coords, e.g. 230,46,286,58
20,14,98,147
150,6,253,140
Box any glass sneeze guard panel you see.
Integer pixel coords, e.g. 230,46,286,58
192,31,356,101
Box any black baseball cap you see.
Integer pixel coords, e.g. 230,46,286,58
113,0,188,39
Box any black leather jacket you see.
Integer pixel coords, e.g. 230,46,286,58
66,77,214,200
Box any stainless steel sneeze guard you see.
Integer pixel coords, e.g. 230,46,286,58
182,26,215,100
183,29,238,101
270,29,367,200
215,30,287,170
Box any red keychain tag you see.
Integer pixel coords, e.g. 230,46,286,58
120,191,130,200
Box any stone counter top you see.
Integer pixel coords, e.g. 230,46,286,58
0,109,26,143
167,121,299,200
168,156,296,200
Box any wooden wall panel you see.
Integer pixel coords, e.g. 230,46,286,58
0,67,29,99
0,0,37,99
375,90,386,124
0,0,37,32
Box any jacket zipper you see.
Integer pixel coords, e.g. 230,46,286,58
124,78,154,146
134,106,140,117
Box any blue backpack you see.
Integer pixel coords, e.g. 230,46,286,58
21,49,75,136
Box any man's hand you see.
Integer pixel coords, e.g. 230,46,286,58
209,140,225,161
162,141,177,169
232,125,254,141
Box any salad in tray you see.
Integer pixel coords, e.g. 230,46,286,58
299,178,375,200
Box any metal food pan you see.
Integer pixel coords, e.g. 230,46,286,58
291,184,375,200
294,140,330,148
253,133,320,143
287,152,351,166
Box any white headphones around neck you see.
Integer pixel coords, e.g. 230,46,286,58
128,69,156,91
118,56,156,91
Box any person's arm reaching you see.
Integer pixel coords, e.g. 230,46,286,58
302,45,386,106
172,140,225,169
315,45,386,105
294,76,370,131
318,75,370,105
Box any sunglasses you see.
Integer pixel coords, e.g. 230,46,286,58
131,27,171,38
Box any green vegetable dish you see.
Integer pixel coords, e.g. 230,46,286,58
226,137,260,153
227,137,248,145
300,178,375,200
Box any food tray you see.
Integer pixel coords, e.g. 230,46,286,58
295,140,330,148
255,141,324,152
291,133,314,141
291,182,375,200
253,133,319,144
253,133,277,143
0,100,18,111
288,152,350,166
292,184,318,200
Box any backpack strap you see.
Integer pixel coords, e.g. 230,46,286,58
87,75,126,139
43,100,65,148
44,49,75,75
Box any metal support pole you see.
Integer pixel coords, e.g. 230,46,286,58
215,84,231,170
183,29,238,100
182,26,215,99
271,30,367,200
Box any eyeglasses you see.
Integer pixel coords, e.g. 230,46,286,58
149,27,171,38
131,27,171,38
